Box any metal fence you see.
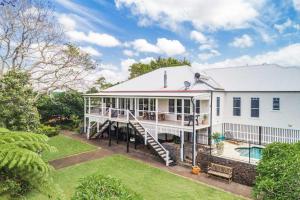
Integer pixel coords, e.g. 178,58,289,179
223,123,300,145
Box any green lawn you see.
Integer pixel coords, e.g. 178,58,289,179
42,134,97,161
29,155,243,200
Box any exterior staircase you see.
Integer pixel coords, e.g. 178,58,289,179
90,120,110,139
129,120,174,166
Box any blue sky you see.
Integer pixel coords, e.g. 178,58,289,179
54,0,300,83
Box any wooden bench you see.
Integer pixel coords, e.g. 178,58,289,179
207,163,233,183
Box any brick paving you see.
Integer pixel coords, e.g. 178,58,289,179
50,131,252,199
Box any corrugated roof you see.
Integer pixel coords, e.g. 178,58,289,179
104,65,222,92
87,64,300,95
202,64,300,91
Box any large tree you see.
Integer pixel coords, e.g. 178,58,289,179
0,70,40,131
129,57,190,79
0,0,97,96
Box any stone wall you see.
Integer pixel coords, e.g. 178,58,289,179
162,143,180,162
197,152,257,186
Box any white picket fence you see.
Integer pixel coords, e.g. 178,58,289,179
223,123,300,144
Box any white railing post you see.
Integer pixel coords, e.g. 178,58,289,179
87,120,90,139
88,97,91,114
166,151,169,166
126,110,129,122
109,108,112,120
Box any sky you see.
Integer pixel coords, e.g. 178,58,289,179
54,0,300,84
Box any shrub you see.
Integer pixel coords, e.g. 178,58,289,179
72,174,143,200
253,142,300,200
37,124,60,137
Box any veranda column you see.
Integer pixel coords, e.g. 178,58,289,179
88,97,91,114
87,118,90,139
181,98,184,126
155,98,158,140
180,129,184,161
101,97,104,116
84,97,86,133
134,98,137,117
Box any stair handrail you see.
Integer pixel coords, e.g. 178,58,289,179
128,110,170,165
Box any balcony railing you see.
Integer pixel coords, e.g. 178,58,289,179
88,107,210,127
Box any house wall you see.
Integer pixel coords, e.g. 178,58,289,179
212,92,300,130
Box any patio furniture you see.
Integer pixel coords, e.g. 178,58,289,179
207,163,233,183
187,115,199,126
158,113,165,121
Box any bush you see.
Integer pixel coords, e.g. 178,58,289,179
37,124,60,137
72,174,143,200
253,142,300,200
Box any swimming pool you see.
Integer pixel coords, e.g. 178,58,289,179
235,147,263,159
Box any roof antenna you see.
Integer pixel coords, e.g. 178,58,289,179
164,70,167,88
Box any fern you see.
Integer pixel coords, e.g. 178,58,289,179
0,131,57,197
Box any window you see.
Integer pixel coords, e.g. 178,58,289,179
216,97,220,116
112,98,116,108
176,99,182,113
251,98,259,118
184,99,190,114
233,97,241,116
150,99,155,111
169,99,175,113
196,100,200,114
273,98,280,110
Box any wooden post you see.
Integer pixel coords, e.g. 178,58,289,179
108,121,111,146
180,130,184,161
126,123,129,153
134,130,137,149
116,122,119,144
101,97,104,116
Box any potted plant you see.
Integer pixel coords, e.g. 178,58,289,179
216,142,224,155
212,132,221,144
192,165,201,175
202,114,208,124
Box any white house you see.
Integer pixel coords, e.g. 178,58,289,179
83,64,300,166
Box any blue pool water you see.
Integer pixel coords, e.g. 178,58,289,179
235,147,263,159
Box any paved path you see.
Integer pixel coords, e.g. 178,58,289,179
50,131,252,199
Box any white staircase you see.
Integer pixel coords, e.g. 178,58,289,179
90,120,110,139
128,112,174,166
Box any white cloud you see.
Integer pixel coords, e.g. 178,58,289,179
193,43,300,69
123,49,139,57
198,49,220,61
230,34,253,48
128,38,185,56
293,0,300,11
58,14,76,31
190,30,207,43
121,58,136,73
274,19,292,33
115,0,263,31
66,31,121,47
140,57,155,64
156,38,186,56
131,39,160,53
80,46,102,56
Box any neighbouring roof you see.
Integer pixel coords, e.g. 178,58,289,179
86,64,300,97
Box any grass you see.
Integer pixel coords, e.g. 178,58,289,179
42,134,97,161
29,155,243,200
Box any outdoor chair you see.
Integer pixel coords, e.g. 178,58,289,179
187,115,199,126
